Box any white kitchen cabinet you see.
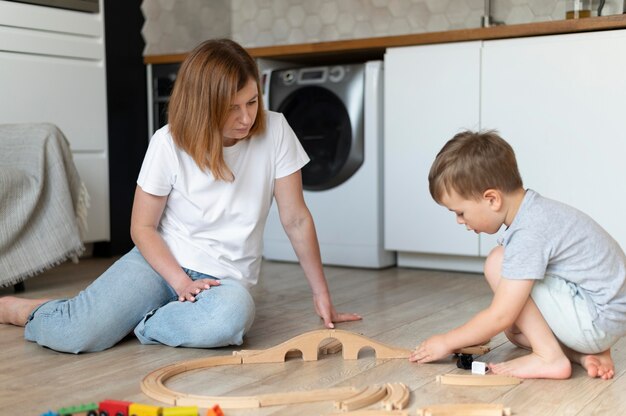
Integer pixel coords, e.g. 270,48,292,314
0,0,109,242
384,42,485,272
385,29,626,272
481,30,626,253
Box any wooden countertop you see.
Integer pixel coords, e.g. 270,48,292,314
144,14,626,65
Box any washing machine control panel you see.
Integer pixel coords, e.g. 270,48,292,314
279,66,346,85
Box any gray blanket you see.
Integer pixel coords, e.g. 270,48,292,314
0,123,89,288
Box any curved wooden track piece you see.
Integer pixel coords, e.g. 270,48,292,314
416,403,511,416
173,387,359,409
381,382,410,410
436,374,521,386
141,355,358,409
141,329,411,409
336,384,388,411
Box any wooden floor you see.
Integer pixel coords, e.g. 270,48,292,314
1,256,624,415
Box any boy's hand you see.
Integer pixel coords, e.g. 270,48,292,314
410,334,451,363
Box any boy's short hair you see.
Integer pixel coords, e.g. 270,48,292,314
428,130,523,203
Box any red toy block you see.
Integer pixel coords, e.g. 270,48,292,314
98,399,132,416
206,404,224,416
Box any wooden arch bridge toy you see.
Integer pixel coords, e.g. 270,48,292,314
141,329,412,410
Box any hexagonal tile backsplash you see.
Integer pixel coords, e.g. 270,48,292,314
141,0,623,55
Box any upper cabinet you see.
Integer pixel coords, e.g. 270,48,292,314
385,29,626,271
0,0,109,243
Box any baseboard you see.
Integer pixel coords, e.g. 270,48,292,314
397,252,485,274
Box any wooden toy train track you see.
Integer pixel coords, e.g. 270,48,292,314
416,403,512,416
141,329,412,410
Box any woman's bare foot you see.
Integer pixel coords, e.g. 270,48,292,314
580,350,615,380
489,352,572,379
0,296,49,326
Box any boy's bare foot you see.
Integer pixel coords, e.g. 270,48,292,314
562,345,615,380
489,352,571,379
0,296,49,326
580,350,615,380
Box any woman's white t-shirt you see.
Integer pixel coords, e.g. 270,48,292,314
137,111,309,289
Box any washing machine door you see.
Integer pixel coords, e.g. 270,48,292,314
270,64,365,191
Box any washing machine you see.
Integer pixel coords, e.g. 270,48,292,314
262,61,395,268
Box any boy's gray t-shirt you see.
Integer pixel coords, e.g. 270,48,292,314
499,189,626,336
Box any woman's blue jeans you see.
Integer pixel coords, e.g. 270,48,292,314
24,247,255,353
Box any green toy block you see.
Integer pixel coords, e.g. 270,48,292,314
57,402,98,416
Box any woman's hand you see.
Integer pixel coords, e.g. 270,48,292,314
409,334,452,363
177,278,221,302
313,292,362,329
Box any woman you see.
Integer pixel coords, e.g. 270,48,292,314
0,39,361,353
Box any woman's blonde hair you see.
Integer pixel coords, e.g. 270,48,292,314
168,38,266,181
428,130,523,203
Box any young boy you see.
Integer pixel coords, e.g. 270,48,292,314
409,130,626,380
